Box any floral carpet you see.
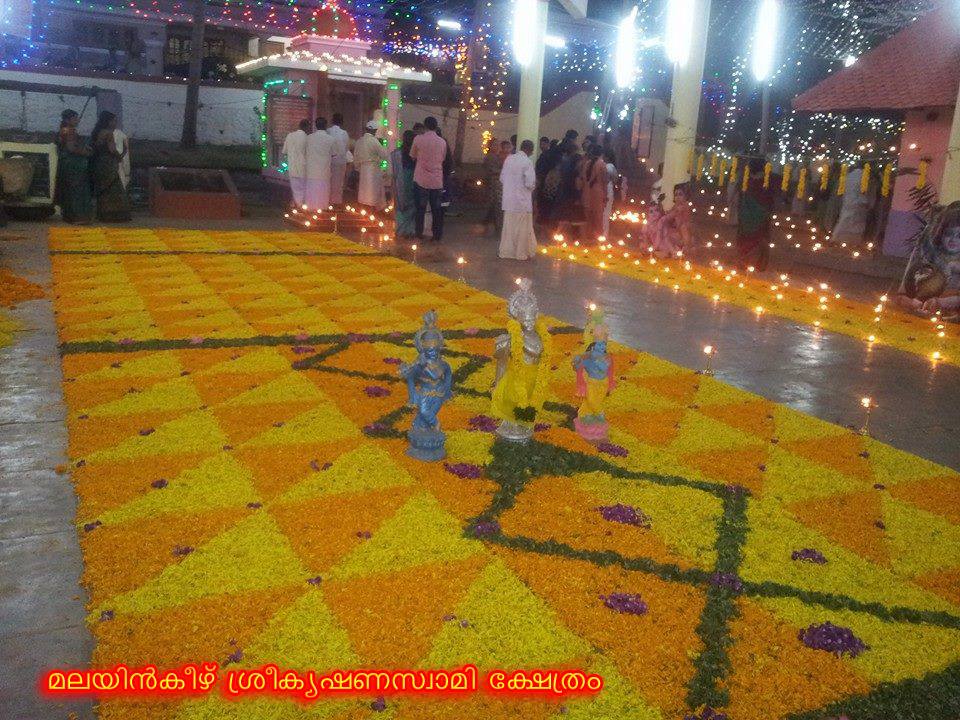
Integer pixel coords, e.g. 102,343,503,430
51,227,960,719
542,240,958,367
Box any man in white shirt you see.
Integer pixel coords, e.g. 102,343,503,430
498,139,538,260
282,119,310,207
304,117,335,210
353,120,391,211
327,112,350,206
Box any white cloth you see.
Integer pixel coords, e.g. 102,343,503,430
305,129,334,209
500,152,536,213
281,129,308,178
832,167,870,241
327,125,349,162
290,176,306,206
354,133,390,209
327,125,350,204
499,212,538,260
114,129,130,189
329,159,347,204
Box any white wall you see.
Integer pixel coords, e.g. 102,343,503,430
400,91,596,164
0,69,262,145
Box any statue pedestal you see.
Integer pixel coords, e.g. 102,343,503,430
406,426,446,461
574,417,609,443
496,420,533,444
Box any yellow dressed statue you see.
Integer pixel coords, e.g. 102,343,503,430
490,278,552,443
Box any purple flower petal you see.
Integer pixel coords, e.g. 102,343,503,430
444,462,484,479
798,622,868,658
791,548,827,564
471,520,500,537
83,520,102,532
383,357,402,365
292,345,315,355
597,442,628,457
189,336,204,345
874,520,886,530
356,530,372,539
294,332,310,341
364,386,391,398
118,337,134,346
468,415,498,433
347,333,371,344
459,619,470,628
307,576,323,585
534,422,552,431
371,696,386,712
600,593,648,615
464,327,480,336
151,479,168,489
873,483,886,490
172,545,194,557
99,609,114,622
138,427,155,436
442,613,457,622
709,572,744,594
225,649,243,665
364,422,388,434
247,502,262,509
598,504,651,528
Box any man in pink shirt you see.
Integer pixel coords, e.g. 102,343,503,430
409,116,449,242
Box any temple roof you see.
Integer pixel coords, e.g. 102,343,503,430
793,6,960,113
236,36,431,85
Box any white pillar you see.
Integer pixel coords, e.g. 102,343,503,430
516,0,549,157
939,82,960,204
661,0,712,209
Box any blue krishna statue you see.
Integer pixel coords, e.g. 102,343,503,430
399,310,453,461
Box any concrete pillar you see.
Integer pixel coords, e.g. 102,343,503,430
661,0,712,209
940,84,960,204
515,0,549,157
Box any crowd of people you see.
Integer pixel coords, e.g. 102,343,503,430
282,114,453,244
55,109,132,224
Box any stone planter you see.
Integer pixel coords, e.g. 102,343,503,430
148,167,241,219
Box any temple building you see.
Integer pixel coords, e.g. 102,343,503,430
794,5,960,257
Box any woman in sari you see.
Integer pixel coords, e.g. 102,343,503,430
89,111,131,222
579,144,608,242
55,109,93,224
390,129,417,239
535,139,562,230
552,140,584,236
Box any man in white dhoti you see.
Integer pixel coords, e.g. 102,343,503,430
281,118,310,207
304,117,334,210
354,120,390,211
327,112,350,206
498,139,538,260
113,126,131,189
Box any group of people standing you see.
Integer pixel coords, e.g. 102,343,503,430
387,116,452,243
283,114,452,244
281,113,365,211
534,130,618,242
55,109,131,224
477,130,619,261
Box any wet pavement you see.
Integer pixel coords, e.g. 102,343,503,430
0,212,956,718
